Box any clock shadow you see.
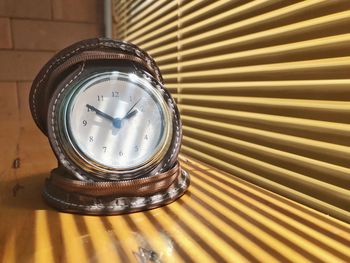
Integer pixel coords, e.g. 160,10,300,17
1,171,66,262
4,172,51,211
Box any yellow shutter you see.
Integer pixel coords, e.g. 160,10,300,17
112,0,350,223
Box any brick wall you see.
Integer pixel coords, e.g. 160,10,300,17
0,0,103,129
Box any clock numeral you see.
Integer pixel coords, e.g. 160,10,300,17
147,120,151,126
102,146,107,153
134,146,139,152
140,107,144,112
82,120,87,126
89,136,94,142
112,91,119,98
119,151,124,156
144,134,148,140
129,96,133,102
97,95,104,101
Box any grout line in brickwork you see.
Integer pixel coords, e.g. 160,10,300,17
49,0,53,20
9,16,99,25
0,48,56,53
9,18,14,51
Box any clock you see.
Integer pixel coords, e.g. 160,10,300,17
29,38,190,214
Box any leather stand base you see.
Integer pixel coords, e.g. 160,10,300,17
43,169,190,215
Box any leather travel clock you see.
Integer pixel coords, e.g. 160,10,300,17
29,38,190,214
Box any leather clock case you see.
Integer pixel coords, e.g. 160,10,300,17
28,38,190,214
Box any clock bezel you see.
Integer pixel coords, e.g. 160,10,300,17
60,70,173,178
47,63,180,181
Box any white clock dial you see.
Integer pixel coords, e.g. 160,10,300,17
65,71,171,170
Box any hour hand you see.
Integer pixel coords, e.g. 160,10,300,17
123,98,141,119
86,104,114,122
124,109,138,120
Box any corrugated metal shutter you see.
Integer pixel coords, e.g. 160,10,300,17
112,0,350,223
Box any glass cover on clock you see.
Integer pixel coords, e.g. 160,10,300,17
65,71,171,171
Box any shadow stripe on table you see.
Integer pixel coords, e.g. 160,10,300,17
143,211,195,263
100,217,130,263
183,159,350,238
188,177,323,262
176,194,290,263
46,212,66,263
162,205,230,263
185,162,350,260
73,216,96,260
181,187,294,262
191,175,350,262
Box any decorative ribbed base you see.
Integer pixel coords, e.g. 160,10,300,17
43,169,190,215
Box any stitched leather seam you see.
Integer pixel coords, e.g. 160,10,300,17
51,62,86,177
161,88,179,171
33,44,96,126
51,67,179,179
42,40,178,179
44,169,189,210
32,40,162,128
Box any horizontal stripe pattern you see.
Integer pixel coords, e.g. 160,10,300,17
113,0,350,223
26,157,350,262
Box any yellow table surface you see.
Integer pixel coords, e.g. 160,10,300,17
1,102,350,262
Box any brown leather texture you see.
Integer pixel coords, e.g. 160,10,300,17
28,38,189,214
50,162,181,197
43,165,190,215
43,44,181,180
29,38,163,136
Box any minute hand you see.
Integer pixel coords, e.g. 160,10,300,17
86,104,114,122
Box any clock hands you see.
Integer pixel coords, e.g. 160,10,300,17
123,98,141,119
86,103,122,129
86,98,141,129
86,104,114,121
124,109,138,119
113,98,142,128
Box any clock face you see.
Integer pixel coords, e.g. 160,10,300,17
64,71,172,171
